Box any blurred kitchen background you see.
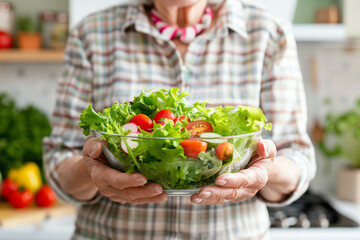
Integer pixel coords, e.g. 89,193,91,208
1,0,360,239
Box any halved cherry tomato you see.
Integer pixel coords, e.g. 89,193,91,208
216,142,234,161
181,140,208,158
35,185,57,207
174,115,190,124
1,179,18,200
9,189,33,209
154,109,175,123
185,120,213,137
130,114,154,132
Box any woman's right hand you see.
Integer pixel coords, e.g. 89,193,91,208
82,138,168,204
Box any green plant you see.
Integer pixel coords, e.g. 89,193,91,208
319,99,360,168
0,93,51,179
17,16,38,33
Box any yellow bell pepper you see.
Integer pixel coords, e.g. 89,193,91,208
8,162,42,193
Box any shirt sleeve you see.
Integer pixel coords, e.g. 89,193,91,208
258,25,316,207
42,28,102,205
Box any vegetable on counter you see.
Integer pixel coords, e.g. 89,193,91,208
8,162,42,194
79,88,271,189
0,93,51,180
35,185,57,207
1,179,18,200
9,189,33,209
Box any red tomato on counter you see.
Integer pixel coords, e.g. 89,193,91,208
1,179,18,200
9,189,33,209
35,185,57,207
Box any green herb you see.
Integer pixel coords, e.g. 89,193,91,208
0,93,51,179
320,99,360,168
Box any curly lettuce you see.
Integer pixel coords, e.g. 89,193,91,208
78,88,272,189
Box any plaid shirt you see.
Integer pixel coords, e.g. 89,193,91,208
43,0,316,239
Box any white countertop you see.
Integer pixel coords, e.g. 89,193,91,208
1,195,360,240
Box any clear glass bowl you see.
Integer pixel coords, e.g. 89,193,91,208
95,130,262,196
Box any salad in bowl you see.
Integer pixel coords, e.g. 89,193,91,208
79,88,271,195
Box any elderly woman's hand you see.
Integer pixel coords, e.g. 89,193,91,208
190,139,278,205
82,138,168,204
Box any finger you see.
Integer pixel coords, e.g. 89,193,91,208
83,138,103,158
215,172,249,188
215,158,271,188
190,194,225,205
191,187,257,203
104,169,148,190
256,139,277,159
130,192,168,204
195,185,246,200
110,192,168,205
120,183,164,201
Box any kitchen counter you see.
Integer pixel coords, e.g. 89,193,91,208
1,195,360,240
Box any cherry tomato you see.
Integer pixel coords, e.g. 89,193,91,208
130,114,154,132
9,189,33,209
0,31,13,49
1,179,18,200
174,115,190,124
181,140,208,158
35,185,57,207
185,120,213,137
216,142,235,161
154,109,175,123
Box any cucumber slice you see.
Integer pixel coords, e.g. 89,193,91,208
200,132,227,148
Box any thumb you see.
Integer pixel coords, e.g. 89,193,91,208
256,139,277,159
83,138,102,159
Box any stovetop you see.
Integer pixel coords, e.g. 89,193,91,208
268,191,359,228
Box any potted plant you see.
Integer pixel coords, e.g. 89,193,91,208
17,16,41,50
319,100,360,203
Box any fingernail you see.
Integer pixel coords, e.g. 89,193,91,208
193,198,202,204
151,187,162,195
90,143,99,158
216,180,227,186
199,191,211,199
161,194,168,201
136,178,147,185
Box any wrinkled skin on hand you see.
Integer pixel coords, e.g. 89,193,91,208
190,139,277,205
83,138,168,204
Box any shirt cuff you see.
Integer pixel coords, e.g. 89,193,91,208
43,136,103,206
257,149,311,207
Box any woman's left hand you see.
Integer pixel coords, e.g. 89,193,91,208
190,139,277,205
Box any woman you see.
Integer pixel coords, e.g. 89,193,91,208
43,0,316,239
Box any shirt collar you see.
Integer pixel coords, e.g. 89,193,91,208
121,0,248,40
